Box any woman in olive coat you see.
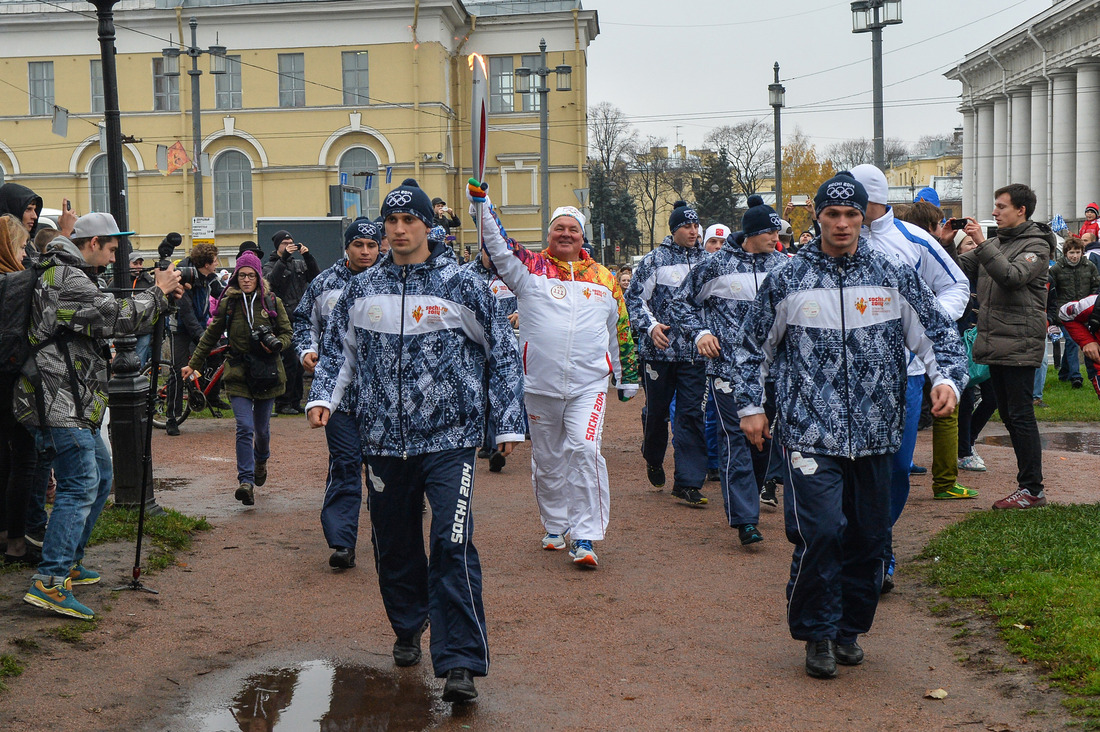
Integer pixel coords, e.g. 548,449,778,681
182,251,292,505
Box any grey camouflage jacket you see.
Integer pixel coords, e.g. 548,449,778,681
13,237,171,430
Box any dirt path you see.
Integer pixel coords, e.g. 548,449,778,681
1,400,1091,731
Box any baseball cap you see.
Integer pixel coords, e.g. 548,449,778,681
128,251,146,263
72,211,134,239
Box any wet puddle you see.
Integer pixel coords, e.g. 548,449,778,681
981,431,1100,455
192,660,447,731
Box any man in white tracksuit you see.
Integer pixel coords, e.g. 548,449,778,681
849,164,971,592
467,179,639,568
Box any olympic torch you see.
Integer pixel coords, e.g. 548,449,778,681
470,53,488,251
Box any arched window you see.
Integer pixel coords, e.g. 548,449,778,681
213,150,253,232
89,154,128,214
338,147,380,219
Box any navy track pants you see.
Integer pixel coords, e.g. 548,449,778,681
782,449,891,643
320,410,364,551
365,447,489,677
641,360,707,489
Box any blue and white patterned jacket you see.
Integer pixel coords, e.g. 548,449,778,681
625,236,708,363
733,237,968,459
675,234,789,382
293,259,359,414
462,258,518,319
306,241,526,458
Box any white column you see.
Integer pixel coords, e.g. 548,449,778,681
992,96,1009,188
1075,63,1100,214
976,102,995,216
1030,78,1049,222
962,108,977,217
1051,70,1077,221
1009,88,1031,186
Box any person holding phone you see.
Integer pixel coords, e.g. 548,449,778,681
264,229,320,415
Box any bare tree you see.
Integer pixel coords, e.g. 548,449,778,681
629,137,673,248
589,101,639,172
826,136,910,170
705,120,773,198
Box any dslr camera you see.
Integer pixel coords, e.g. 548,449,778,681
157,232,201,286
251,324,283,353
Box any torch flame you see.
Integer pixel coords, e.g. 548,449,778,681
468,53,487,75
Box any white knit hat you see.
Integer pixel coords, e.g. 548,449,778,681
703,224,730,242
850,164,889,206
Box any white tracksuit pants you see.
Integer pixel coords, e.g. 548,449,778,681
525,390,610,541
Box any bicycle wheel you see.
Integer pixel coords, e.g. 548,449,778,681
144,363,190,429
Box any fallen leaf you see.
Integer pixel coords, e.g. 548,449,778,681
1012,623,1029,630
924,688,949,699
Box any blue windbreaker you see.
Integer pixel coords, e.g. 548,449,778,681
307,241,526,458
625,236,708,363
733,238,968,459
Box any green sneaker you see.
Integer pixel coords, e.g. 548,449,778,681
934,484,978,500
69,564,101,585
23,578,95,619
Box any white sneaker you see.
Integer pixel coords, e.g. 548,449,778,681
958,454,987,472
541,533,566,551
569,539,598,566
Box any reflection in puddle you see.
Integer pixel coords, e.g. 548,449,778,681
194,660,445,731
981,431,1100,455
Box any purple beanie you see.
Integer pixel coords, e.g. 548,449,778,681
214,250,277,318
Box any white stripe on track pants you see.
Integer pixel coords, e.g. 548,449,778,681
525,390,611,542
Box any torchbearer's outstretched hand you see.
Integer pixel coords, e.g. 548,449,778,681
467,178,488,204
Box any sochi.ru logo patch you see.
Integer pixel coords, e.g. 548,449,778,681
411,305,423,323
583,287,591,299
854,297,868,315
713,378,733,394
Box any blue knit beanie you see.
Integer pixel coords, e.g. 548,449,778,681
814,171,868,217
344,217,380,247
381,178,435,229
741,195,782,238
668,200,701,234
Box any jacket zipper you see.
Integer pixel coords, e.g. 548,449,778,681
564,261,577,393
398,265,409,459
837,260,854,459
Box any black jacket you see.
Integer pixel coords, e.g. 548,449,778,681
0,183,42,235
263,250,320,314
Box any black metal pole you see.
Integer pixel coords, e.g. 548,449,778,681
189,17,204,216
772,62,784,209
91,0,160,514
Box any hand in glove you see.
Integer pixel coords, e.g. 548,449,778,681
618,384,639,402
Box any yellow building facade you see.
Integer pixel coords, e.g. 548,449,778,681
0,0,598,257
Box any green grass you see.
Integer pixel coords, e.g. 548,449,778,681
46,620,98,644
89,504,211,572
997,366,1100,423
0,654,23,691
917,504,1100,724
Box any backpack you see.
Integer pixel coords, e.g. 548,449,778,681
0,259,55,375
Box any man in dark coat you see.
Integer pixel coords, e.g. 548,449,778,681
263,229,320,414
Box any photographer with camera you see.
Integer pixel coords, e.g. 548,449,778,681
264,230,319,415
165,241,223,436
182,251,291,506
15,212,182,619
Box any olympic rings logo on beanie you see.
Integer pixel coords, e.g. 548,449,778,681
826,182,855,200
769,212,782,229
386,191,413,208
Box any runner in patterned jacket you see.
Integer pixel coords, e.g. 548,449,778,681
675,204,789,545
734,171,968,680
625,202,711,505
292,217,380,571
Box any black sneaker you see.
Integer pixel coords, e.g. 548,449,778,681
1072,380,1083,389
166,420,180,437
835,640,864,666
276,405,299,416
738,524,763,545
488,450,506,473
759,478,779,508
254,460,268,487
671,485,707,506
706,468,721,482
441,668,478,703
234,483,255,506
477,446,492,460
329,547,355,569
646,463,666,488
805,639,837,679
393,618,429,667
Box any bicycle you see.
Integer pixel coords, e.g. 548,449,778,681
145,341,230,429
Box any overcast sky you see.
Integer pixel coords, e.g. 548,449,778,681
585,0,1048,153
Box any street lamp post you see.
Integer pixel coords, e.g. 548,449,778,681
515,39,571,235
851,0,903,169
768,62,786,210
162,17,226,216
89,0,156,511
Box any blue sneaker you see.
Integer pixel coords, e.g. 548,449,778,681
69,564,101,585
881,555,896,594
569,539,598,567
24,578,95,619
